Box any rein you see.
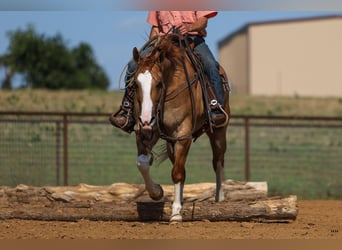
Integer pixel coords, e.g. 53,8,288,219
164,74,198,102
183,36,214,133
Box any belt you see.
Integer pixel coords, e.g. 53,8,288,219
187,35,205,47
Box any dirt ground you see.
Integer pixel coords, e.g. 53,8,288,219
0,200,341,239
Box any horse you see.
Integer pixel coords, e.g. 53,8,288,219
131,34,230,222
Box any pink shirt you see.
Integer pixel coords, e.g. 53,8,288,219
147,11,218,37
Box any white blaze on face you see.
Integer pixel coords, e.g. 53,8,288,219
137,70,153,125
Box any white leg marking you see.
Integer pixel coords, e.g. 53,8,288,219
216,180,225,202
170,182,183,222
215,163,225,202
137,71,153,124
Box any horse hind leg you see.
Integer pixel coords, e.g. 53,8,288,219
208,129,227,202
214,162,225,202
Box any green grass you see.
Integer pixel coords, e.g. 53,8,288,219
0,90,341,199
248,126,342,199
1,89,342,116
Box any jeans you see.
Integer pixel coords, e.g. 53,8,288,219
124,36,223,105
190,35,223,105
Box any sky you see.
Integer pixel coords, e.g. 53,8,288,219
0,7,341,89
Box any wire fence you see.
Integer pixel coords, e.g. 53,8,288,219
0,111,341,199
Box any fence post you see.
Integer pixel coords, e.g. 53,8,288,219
63,114,68,186
244,117,250,182
56,121,61,186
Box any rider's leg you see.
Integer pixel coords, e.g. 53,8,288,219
192,36,225,125
109,60,136,133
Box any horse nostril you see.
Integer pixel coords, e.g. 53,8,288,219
139,116,155,128
150,116,156,126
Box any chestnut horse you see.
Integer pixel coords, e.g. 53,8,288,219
132,34,230,222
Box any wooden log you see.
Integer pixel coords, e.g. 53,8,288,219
0,181,297,222
135,195,297,222
49,180,268,202
0,180,267,204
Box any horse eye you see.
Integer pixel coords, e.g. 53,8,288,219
157,82,163,88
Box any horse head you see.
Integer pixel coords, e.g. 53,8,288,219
132,45,167,134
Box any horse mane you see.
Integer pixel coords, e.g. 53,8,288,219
156,34,184,65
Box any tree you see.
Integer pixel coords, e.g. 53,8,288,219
0,25,110,90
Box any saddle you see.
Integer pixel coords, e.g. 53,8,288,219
148,35,231,111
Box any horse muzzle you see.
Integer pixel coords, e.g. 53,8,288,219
139,116,156,131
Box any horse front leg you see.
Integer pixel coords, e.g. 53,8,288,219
168,139,191,223
170,182,184,222
136,134,164,201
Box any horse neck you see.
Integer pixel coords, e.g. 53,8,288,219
162,55,195,93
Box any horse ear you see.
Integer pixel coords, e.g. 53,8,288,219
133,47,141,63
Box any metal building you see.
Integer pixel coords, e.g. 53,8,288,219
218,15,342,97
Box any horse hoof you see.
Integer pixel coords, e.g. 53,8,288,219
150,184,164,201
170,214,182,223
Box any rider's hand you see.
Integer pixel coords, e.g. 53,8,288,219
176,24,190,35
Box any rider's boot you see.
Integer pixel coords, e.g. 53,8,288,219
109,84,135,133
210,100,226,127
210,74,226,127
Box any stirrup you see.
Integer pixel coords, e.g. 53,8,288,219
109,105,134,133
211,103,229,128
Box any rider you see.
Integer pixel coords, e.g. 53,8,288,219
110,11,225,132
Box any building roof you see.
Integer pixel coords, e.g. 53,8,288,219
218,15,342,49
